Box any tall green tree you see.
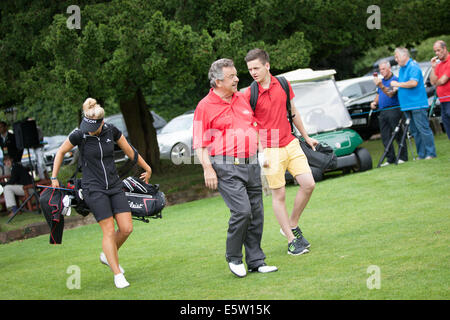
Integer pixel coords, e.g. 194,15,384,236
155,0,449,79
2,0,447,162
18,1,216,172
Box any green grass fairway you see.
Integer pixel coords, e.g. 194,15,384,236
0,134,449,300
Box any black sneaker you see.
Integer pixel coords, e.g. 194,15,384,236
292,226,310,249
288,238,309,256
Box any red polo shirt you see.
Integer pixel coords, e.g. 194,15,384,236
193,89,258,157
244,75,295,148
435,57,450,102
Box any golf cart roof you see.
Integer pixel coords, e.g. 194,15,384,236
282,69,352,134
277,68,337,83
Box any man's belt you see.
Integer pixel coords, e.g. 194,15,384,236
211,155,258,165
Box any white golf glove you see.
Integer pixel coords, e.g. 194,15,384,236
258,152,266,168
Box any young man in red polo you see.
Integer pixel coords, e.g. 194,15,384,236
244,49,318,256
193,58,277,278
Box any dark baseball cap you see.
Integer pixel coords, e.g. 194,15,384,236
80,116,103,133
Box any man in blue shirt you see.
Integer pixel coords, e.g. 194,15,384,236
370,60,408,165
391,48,437,160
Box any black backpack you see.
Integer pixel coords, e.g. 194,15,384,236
250,77,337,172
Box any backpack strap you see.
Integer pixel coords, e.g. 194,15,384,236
250,76,298,137
276,76,298,137
130,144,139,166
71,127,139,180
249,80,259,111
70,132,86,180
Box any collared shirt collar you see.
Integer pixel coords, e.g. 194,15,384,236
404,58,413,68
383,72,394,80
258,74,278,92
208,88,237,104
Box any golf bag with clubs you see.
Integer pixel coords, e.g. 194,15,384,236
122,176,166,223
72,132,166,222
39,140,165,243
39,176,165,244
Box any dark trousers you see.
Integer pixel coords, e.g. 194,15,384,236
212,163,266,269
378,107,408,163
441,101,450,139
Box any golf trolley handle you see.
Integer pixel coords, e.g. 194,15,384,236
37,185,74,191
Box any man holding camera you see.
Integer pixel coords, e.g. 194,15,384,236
370,60,408,166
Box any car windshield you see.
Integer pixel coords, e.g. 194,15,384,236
291,79,352,134
160,115,193,134
338,82,364,99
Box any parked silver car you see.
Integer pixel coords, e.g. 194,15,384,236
157,113,193,164
105,111,167,136
42,135,74,167
337,75,378,104
21,135,74,170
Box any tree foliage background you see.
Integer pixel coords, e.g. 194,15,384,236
0,0,448,169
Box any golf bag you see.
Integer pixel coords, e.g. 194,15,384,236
64,176,165,223
299,139,337,172
39,186,67,244
72,131,165,222
67,178,90,217
122,176,166,223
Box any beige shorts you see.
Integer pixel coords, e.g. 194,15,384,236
262,138,311,189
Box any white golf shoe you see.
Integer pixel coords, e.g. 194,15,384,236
228,261,247,278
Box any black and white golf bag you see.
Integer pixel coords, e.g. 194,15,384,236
122,176,166,222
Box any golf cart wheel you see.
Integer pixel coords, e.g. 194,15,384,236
310,166,324,182
170,142,190,165
353,147,372,172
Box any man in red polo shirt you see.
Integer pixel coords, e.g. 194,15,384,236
244,48,318,256
193,58,277,278
430,40,450,139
